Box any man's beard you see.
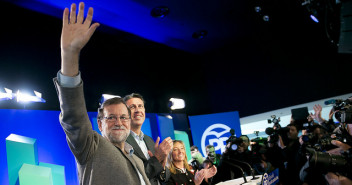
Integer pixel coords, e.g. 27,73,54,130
108,126,130,144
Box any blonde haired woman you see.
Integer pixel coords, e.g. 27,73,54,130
166,140,217,185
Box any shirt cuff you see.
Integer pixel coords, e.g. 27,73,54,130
57,71,81,88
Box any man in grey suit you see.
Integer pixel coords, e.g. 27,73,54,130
124,93,173,185
55,2,151,184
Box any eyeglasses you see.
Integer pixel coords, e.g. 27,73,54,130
103,115,130,123
128,104,144,110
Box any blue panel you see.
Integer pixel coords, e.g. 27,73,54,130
146,113,161,141
39,162,66,185
89,113,101,135
188,111,241,156
156,115,175,141
170,113,193,146
141,118,152,139
146,113,175,141
0,109,82,185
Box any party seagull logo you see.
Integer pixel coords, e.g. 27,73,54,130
201,123,231,156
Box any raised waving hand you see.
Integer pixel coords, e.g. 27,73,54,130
61,2,99,76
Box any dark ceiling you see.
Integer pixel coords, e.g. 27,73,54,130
0,0,351,117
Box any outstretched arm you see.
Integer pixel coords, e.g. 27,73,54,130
60,2,99,77
55,1,100,165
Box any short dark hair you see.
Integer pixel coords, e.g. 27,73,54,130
205,145,214,150
287,123,299,131
123,93,145,105
190,145,199,152
240,135,250,143
97,97,131,120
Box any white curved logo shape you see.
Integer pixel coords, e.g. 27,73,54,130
201,123,231,156
263,173,269,185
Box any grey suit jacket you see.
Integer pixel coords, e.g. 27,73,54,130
126,134,171,185
54,78,151,185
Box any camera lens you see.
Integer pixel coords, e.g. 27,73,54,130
231,144,238,151
309,150,347,172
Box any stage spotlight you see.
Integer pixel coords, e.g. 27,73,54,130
16,90,46,103
254,6,261,13
310,14,319,23
100,94,121,105
168,98,185,110
263,15,270,22
0,88,14,101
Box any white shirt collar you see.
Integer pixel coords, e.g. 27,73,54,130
130,130,144,141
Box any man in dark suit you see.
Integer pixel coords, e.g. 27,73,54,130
124,93,173,185
56,2,151,184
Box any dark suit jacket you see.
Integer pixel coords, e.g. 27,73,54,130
126,133,171,185
54,78,151,185
166,169,196,185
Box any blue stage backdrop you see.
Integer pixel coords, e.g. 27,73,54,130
1,108,238,184
0,109,82,185
0,109,162,185
188,111,241,157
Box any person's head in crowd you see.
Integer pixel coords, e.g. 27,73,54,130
287,123,299,140
190,145,204,164
190,145,199,156
205,145,216,159
238,135,250,153
123,93,145,134
167,140,191,174
97,97,131,147
311,125,326,139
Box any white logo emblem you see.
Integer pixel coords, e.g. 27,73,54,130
201,124,231,156
263,173,269,185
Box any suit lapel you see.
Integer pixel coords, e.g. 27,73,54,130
143,135,155,154
126,134,148,161
132,155,151,185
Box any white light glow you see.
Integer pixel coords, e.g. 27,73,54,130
102,94,121,102
310,14,319,23
0,88,14,101
169,98,185,110
16,90,46,103
5,88,12,94
34,91,42,98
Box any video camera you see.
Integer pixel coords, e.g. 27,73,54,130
302,147,352,180
265,115,290,144
226,129,244,151
265,126,289,144
325,98,352,123
300,104,352,182
302,133,351,152
302,124,352,152
267,115,281,129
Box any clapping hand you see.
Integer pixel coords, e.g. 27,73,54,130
153,137,173,166
204,165,217,179
194,170,205,185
